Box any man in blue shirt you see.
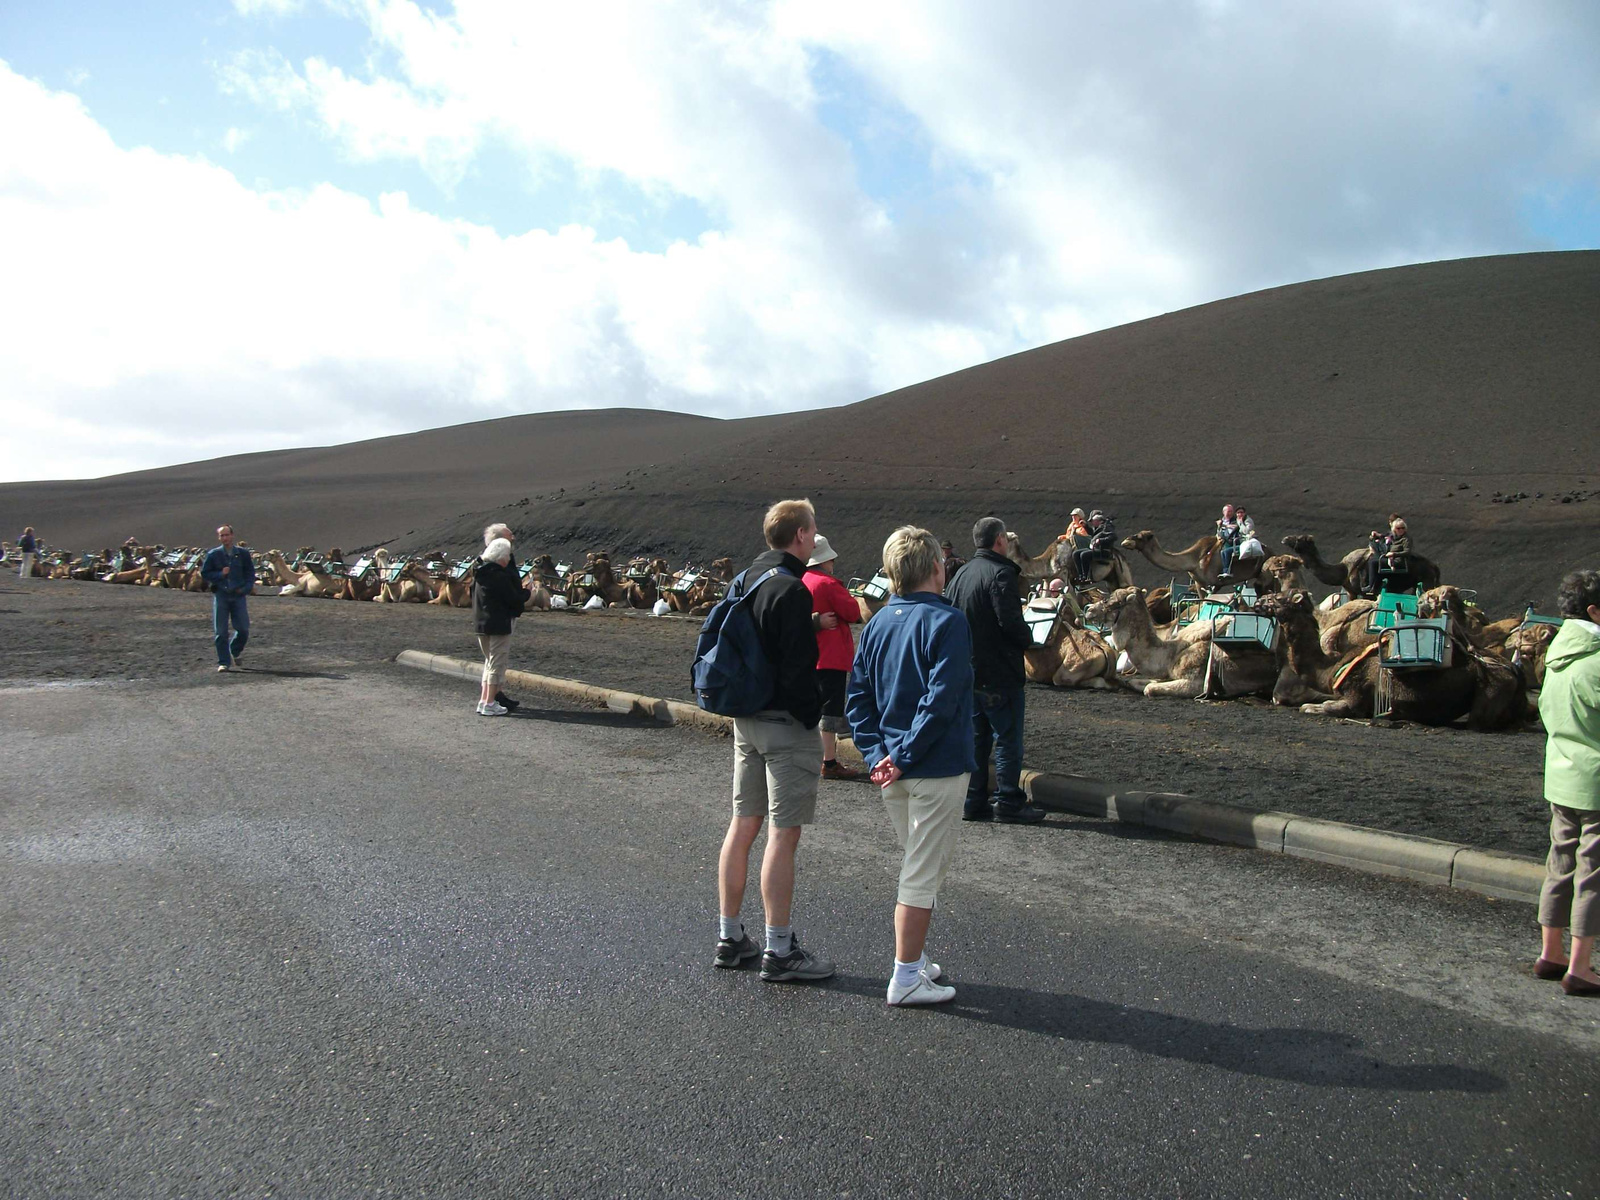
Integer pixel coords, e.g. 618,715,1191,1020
847,525,976,1006
200,524,255,672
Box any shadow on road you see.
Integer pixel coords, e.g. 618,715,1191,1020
829,974,1504,1093
507,707,660,728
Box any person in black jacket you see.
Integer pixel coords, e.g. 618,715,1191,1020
712,498,835,984
945,516,1047,824
471,537,526,716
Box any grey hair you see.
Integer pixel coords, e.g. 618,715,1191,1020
972,516,1006,550
483,523,512,544
883,526,942,595
1557,570,1600,619
482,537,513,567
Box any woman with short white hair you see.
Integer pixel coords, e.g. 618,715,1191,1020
846,525,976,1005
471,537,526,716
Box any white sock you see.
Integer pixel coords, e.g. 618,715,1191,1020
766,925,793,956
892,957,923,991
719,916,743,941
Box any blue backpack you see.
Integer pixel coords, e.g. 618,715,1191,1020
691,566,791,716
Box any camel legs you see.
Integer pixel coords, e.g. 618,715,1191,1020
1299,693,1371,718
1143,677,1205,698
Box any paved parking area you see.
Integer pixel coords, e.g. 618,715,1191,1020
3,662,1597,1198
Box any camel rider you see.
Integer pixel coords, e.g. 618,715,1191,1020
1074,511,1116,585
1365,514,1411,594
1216,504,1241,577
1065,508,1092,550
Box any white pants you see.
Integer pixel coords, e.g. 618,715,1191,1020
880,773,970,908
19,552,36,578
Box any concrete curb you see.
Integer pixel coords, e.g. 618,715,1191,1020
396,650,1544,905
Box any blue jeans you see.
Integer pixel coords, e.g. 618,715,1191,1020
213,593,249,665
967,685,1026,810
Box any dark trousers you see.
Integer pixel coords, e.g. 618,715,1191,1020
967,685,1026,810
213,593,249,666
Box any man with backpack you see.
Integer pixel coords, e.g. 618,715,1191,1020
706,498,835,982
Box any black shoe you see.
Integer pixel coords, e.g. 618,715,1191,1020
760,937,836,982
994,802,1047,824
494,691,521,712
714,932,760,969
963,803,994,822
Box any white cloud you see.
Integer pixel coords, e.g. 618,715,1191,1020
221,126,253,153
3,1,1599,481
65,67,90,87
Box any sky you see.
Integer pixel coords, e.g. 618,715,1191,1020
1,1,1597,482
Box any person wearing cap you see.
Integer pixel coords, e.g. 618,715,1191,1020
1073,510,1116,586
804,535,866,781
1215,504,1241,578
939,540,966,589
1065,509,1091,550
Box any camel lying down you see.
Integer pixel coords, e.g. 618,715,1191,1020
1082,587,1279,699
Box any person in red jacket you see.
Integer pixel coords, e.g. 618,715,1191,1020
805,535,866,781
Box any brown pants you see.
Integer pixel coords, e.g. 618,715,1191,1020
1539,803,1600,938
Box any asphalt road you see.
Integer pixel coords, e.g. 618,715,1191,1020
4,656,1599,1198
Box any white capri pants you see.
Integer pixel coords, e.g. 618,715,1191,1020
880,773,971,909
477,633,511,689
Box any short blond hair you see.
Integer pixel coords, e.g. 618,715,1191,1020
882,525,941,595
763,498,816,549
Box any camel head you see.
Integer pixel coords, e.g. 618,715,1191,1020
1120,531,1156,552
531,554,556,571
1083,586,1143,628
1256,589,1316,621
1416,585,1474,624
709,557,735,580
1280,534,1315,556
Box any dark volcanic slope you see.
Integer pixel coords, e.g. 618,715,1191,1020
0,408,718,553
9,251,1599,612
421,251,1600,613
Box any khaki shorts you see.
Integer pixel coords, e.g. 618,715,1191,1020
880,773,970,908
477,633,511,689
732,711,823,828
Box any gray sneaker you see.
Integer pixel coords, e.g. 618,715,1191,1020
760,936,836,983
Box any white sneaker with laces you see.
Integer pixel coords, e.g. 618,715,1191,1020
477,701,508,716
887,966,955,1006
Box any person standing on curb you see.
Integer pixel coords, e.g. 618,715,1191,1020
847,525,975,1006
713,498,835,983
804,534,865,781
17,527,37,578
482,522,532,712
200,525,254,672
471,537,526,716
945,516,1046,824
1533,569,1600,996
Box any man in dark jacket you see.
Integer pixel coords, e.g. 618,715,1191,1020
945,516,1046,824
712,498,835,984
200,525,255,672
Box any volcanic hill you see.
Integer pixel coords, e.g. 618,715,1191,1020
7,250,1598,613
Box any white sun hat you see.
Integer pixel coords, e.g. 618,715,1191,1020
808,535,838,567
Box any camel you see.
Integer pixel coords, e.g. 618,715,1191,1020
1082,586,1277,699
1120,531,1268,591
1256,590,1524,728
565,552,627,608
1023,600,1130,689
1506,622,1558,690
1280,534,1441,599
374,558,435,603
265,549,343,598
1003,532,1133,590
338,550,388,602
1415,586,1523,657
666,557,736,615
426,553,476,608
107,548,159,585
621,557,668,609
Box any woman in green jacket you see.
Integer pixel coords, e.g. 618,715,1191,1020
1536,569,1600,995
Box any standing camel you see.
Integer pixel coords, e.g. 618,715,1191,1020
1280,534,1441,599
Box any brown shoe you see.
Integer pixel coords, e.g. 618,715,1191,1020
1534,957,1568,981
1562,973,1600,996
821,761,866,782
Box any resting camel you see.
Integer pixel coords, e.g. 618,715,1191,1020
668,558,735,615
1415,586,1523,657
107,549,159,585
374,559,434,603
565,553,627,608
1257,591,1524,728
1023,601,1129,689
1280,534,1440,599
1003,532,1133,589
1121,531,1266,591
621,557,668,609
1506,622,1558,691
265,549,342,598
1083,587,1277,699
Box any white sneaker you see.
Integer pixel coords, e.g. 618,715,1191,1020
887,967,955,1006
476,701,508,716
216,664,230,673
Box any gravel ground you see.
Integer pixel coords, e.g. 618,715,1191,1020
0,577,1550,856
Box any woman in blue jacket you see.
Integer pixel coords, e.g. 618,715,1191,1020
847,525,976,1006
